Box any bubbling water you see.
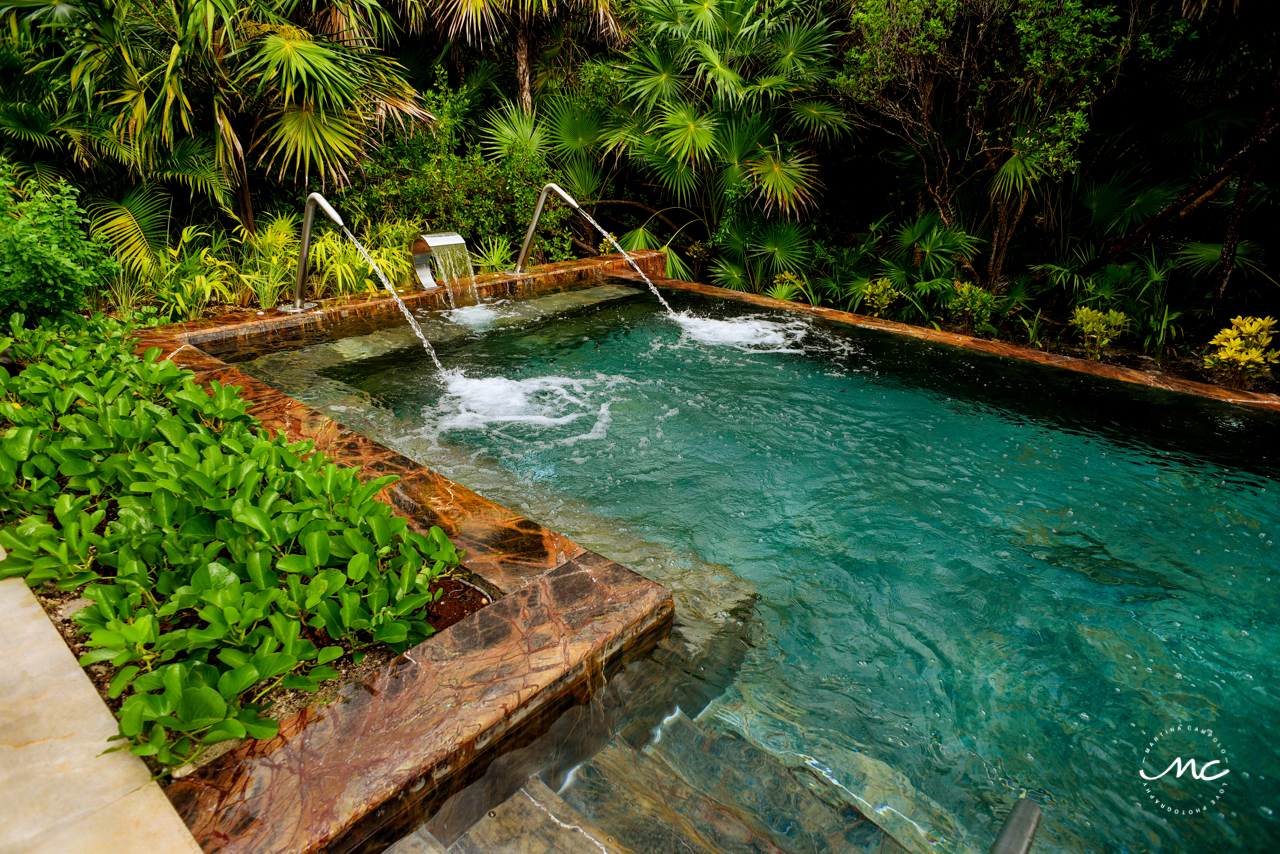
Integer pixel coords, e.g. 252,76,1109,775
672,313,808,351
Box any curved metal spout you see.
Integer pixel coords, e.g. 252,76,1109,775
283,192,345,312
510,183,580,275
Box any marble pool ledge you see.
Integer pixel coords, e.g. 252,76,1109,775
125,252,674,854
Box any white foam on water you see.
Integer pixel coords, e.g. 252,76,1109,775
444,304,503,330
672,311,808,351
425,370,629,451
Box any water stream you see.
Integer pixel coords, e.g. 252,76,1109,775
431,240,479,308
576,209,675,315
341,226,444,372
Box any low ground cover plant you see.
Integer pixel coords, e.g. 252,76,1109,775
0,315,462,771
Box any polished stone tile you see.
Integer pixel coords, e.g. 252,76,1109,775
167,556,673,854
27,781,204,854
449,778,634,854
0,579,202,854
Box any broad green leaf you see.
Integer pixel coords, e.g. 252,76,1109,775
175,685,227,729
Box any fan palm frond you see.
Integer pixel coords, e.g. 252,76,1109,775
658,102,718,164
622,42,688,110
482,101,548,160
259,103,364,184
749,219,810,277
746,141,820,216
546,99,601,160
787,99,850,141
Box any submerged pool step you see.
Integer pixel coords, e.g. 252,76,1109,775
647,711,906,854
559,713,909,854
388,778,634,854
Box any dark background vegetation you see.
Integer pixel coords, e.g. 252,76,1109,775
1,0,1278,380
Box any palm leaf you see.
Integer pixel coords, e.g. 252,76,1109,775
259,103,363,184
546,99,601,159
658,102,718,164
787,99,850,141
749,220,810,277
622,43,688,110
482,102,548,160
746,142,820,216
88,186,169,274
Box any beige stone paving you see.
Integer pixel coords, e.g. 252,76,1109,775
0,573,203,854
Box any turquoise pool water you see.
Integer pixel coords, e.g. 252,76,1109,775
321,289,1280,852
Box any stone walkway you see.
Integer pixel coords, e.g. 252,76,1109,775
0,567,203,854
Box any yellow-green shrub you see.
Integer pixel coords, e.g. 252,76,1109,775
1070,306,1127,360
862,277,902,318
1204,316,1279,387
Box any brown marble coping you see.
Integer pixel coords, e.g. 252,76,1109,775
124,253,674,853
635,274,1280,413
167,554,671,854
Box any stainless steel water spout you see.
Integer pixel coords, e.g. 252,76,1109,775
508,183,581,275
411,231,468,288
282,192,345,313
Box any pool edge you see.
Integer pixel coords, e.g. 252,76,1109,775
636,274,1280,413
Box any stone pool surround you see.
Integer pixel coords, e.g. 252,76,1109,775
127,251,674,854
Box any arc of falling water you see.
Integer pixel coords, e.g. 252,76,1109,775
342,226,445,373
510,183,676,316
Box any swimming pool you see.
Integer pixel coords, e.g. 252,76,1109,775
237,283,1280,853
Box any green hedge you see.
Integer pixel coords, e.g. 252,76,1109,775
0,315,462,770
0,166,120,320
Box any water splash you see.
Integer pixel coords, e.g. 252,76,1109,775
341,226,444,373
576,210,675,315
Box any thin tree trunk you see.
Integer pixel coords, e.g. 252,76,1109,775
515,23,533,113
238,179,256,235
986,188,1029,291
1214,156,1257,311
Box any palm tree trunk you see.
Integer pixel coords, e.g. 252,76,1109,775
1214,156,1257,312
238,180,256,235
515,23,533,113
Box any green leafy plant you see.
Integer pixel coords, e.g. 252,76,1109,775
472,236,515,273
1203,316,1280,388
948,282,998,336
763,271,804,301
861,277,902,317
0,315,464,771
1018,309,1047,350
1070,306,1128,360
0,166,120,319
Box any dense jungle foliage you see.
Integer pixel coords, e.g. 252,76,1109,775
1,0,1278,382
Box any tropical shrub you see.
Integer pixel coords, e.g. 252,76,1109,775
0,315,462,771
1071,306,1128,361
0,168,120,319
1204,316,1280,388
948,282,998,336
860,277,902,318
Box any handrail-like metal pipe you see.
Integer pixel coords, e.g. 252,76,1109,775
988,798,1041,854
284,192,345,312
509,183,580,275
